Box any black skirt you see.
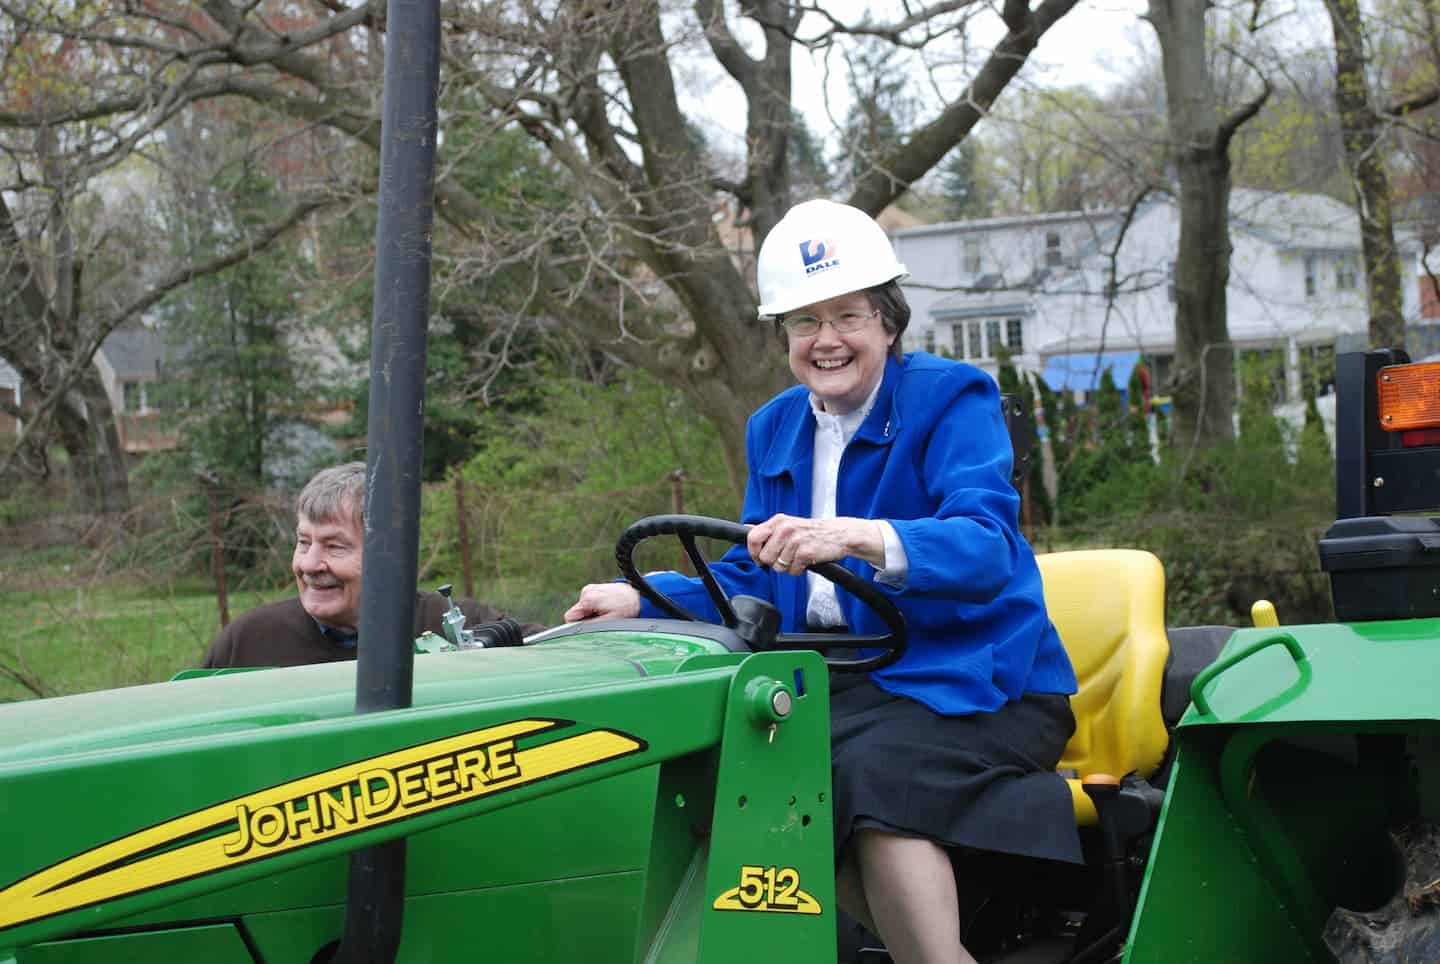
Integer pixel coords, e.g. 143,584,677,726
829,672,1083,865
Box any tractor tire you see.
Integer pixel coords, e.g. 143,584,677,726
1324,819,1440,963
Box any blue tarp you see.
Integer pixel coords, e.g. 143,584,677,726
1040,351,1141,392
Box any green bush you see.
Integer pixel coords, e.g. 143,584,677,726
1045,438,1336,626
416,367,736,625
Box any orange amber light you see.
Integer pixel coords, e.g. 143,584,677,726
1378,363,1440,431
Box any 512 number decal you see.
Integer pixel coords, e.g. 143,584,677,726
713,864,822,914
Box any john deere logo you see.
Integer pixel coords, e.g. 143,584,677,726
0,718,644,933
799,238,839,275
222,732,524,858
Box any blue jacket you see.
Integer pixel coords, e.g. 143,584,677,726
641,352,1076,715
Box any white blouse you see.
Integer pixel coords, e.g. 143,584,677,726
805,379,908,628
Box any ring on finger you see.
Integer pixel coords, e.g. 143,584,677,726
776,557,792,569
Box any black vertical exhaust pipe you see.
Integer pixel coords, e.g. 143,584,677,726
334,1,440,962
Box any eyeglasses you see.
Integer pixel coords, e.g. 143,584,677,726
779,308,880,338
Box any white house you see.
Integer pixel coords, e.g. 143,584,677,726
0,336,164,447
93,326,179,453
892,189,1426,402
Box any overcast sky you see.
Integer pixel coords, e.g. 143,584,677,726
681,0,1153,156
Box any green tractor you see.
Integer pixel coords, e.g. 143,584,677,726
6,346,1440,964
8,2,1440,958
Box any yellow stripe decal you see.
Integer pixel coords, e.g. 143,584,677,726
0,718,643,931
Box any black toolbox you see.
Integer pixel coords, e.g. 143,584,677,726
1319,516,1440,621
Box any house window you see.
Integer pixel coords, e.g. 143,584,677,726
122,381,144,414
984,320,1002,358
963,238,982,275
1147,354,1173,393
1304,255,1318,298
923,328,936,354
1005,318,1024,353
1167,260,1176,304
953,318,1026,361
964,322,982,359
1045,231,1062,267
1335,257,1358,291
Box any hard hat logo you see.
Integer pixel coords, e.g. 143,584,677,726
799,238,840,274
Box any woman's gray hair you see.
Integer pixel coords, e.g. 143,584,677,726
867,280,912,360
296,462,366,529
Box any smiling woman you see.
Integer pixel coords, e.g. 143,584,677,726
291,462,367,634
783,297,892,415
565,199,1079,964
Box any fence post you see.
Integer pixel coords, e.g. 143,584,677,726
205,484,230,628
454,473,475,599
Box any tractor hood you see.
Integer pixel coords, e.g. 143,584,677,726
1182,617,1440,727
0,622,734,768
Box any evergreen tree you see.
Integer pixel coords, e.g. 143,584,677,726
940,140,990,220
788,109,832,199
156,158,317,492
1054,367,1164,524
334,123,589,479
1125,363,1153,464
1297,364,1333,480
1033,375,1063,525
996,349,1050,524
1094,367,1125,438
1237,351,1286,452
841,42,915,188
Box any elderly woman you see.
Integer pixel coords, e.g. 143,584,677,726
565,199,1079,964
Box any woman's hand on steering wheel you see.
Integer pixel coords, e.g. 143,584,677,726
563,583,641,623
747,514,887,576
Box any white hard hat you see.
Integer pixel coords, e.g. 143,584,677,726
756,199,909,318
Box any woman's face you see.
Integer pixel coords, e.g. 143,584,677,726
785,290,895,414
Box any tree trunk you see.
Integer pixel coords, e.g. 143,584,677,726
0,150,134,515
52,376,130,515
1170,151,1237,446
1148,0,1260,448
1325,0,1406,351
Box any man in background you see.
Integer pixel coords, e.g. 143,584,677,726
202,462,543,668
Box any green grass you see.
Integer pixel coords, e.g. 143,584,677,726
0,582,289,702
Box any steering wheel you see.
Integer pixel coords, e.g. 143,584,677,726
615,514,907,673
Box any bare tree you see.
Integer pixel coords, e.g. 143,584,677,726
976,84,1166,215
1147,0,1270,448
0,0,1082,499
0,8,346,510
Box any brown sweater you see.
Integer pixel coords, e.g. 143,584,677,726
201,593,543,668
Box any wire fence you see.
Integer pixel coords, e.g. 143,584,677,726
0,468,741,630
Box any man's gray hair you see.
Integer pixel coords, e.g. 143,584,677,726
296,462,366,529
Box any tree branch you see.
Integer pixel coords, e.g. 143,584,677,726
789,0,980,48
0,654,51,700
847,0,1081,214
0,193,57,335
1216,78,1271,153
695,0,758,92
1389,85,1440,118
